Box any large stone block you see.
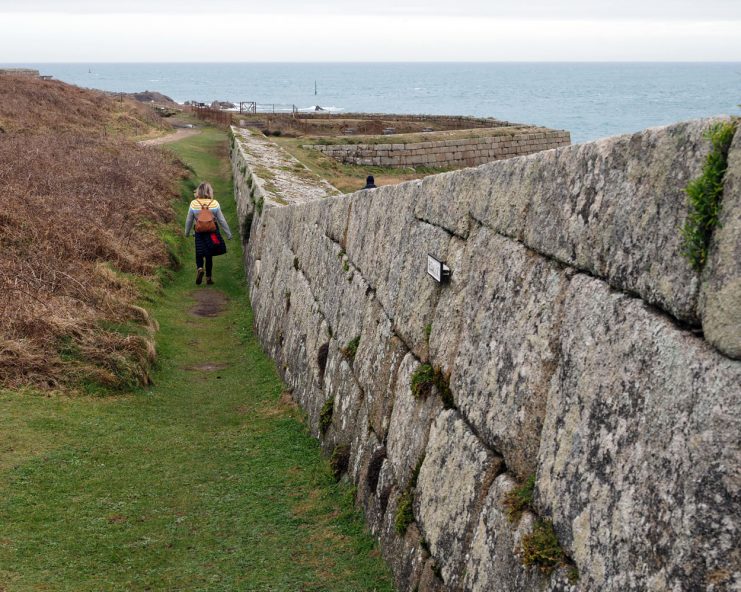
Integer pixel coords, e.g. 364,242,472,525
701,124,741,359
463,474,565,592
414,168,484,238
386,220,459,358
522,119,722,323
343,181,419,308
537,274,741,591
321,341,364,448
416,410,504,589
450,228,570,479
386,353,444,488
354,299,409,439
379,492,428,592
427,234,469,369
469,151,547,241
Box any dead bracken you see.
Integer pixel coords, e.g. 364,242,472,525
0,75,181,392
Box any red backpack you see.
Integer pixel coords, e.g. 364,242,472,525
194,200,216,233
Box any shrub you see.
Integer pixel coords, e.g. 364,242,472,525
681,121,737,271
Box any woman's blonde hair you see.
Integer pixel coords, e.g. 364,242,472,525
195,182,214,200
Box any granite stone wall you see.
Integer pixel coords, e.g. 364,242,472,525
305,128,570,169
232,118,740,591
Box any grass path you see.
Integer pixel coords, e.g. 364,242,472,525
0,127,393,592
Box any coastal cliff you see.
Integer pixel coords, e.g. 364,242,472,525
232,118,740,591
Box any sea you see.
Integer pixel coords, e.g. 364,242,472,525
5,62,740,143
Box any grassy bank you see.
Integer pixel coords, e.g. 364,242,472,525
0,126,393,591
274,136,453,193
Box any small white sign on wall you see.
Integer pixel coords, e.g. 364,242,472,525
427,254,451,283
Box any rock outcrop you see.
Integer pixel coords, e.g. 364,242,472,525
232,118,740,591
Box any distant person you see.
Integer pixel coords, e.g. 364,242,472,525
363,175,377,189
184,182,233,285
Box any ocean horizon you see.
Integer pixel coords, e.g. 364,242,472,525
4,62,740,143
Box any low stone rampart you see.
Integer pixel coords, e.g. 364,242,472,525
233,118,740,591
305,128,570,168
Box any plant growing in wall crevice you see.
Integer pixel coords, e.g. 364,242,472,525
410,363,455,409
395,487,415,535
341,336,360,362
503,474,536,522
319,398,334,435
519,519,570,576
680,120,737,271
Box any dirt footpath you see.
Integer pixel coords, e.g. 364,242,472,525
139,127,201,146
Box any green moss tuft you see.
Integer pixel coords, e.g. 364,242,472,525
341,335,360,361
681,121,737,271
410,363,455,408
395,488,414,535
503,474,536,522
411,455,425,488
410,363,435,398
568,566,580,583
520,519,567,574
319,397,334,435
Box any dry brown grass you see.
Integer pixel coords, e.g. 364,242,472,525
0,75,184,392
0,75,169,136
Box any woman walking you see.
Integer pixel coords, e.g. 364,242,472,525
184,182,233,285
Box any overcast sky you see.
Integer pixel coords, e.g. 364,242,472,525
2,0,740,62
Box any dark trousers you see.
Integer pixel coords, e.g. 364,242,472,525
196,254,213,277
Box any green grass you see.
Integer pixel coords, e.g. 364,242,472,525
274,137,454,194
681,120,737,271
0,126,393,592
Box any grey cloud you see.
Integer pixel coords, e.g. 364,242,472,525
2,0,741,18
